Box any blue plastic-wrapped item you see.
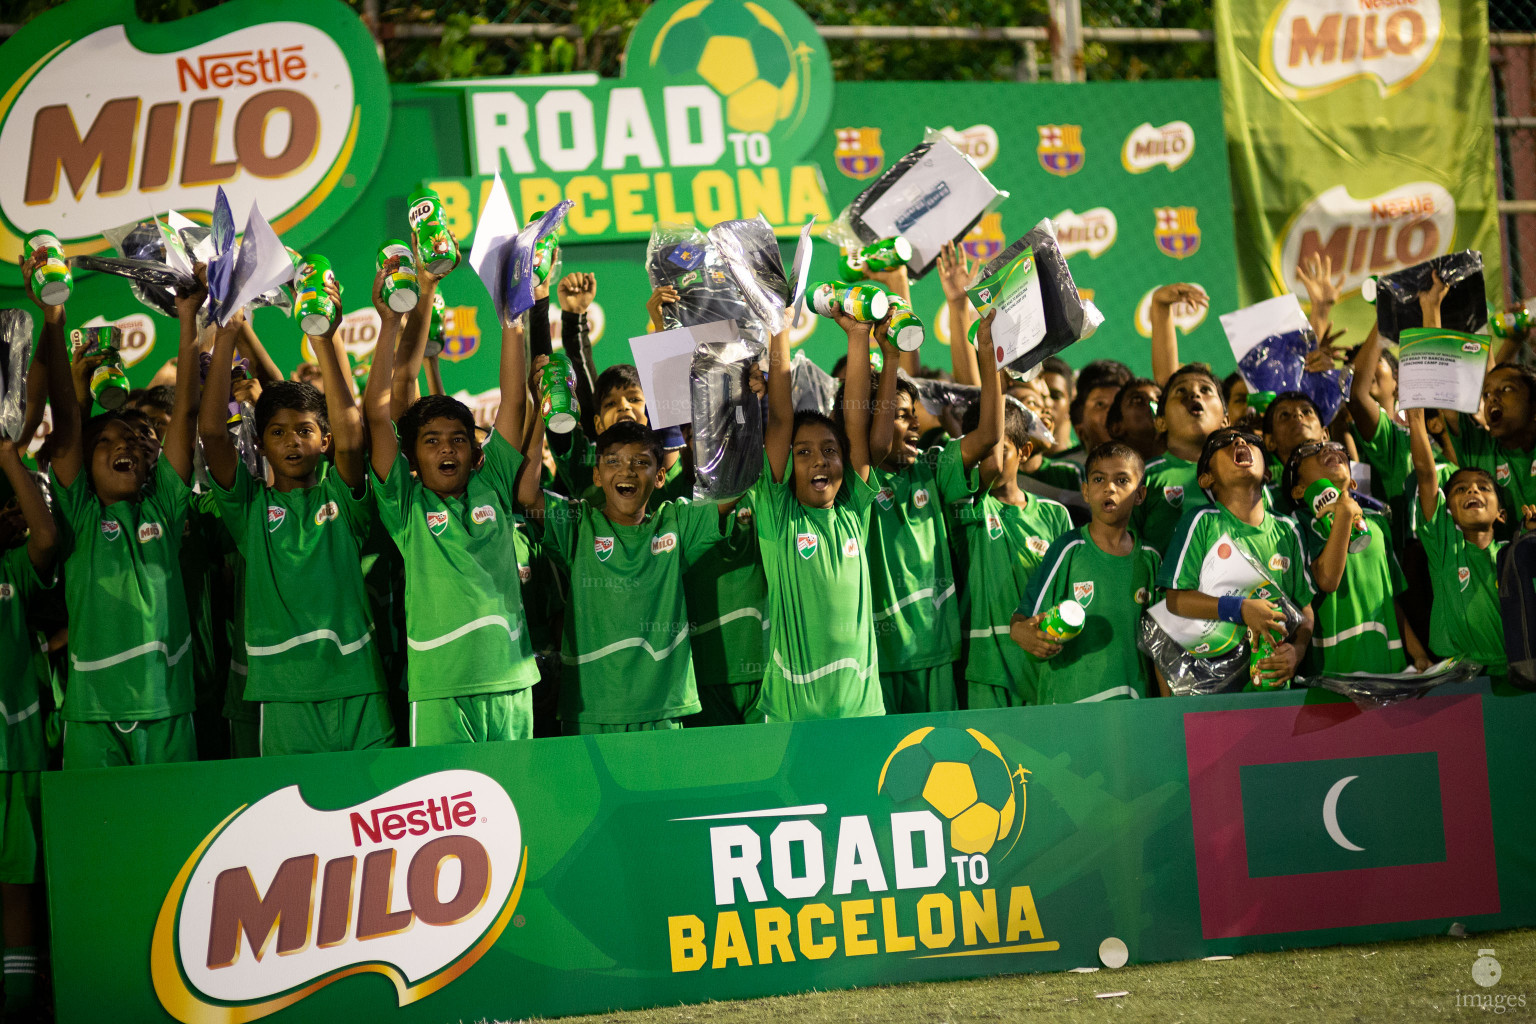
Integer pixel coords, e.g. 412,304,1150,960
1237,328,1353,426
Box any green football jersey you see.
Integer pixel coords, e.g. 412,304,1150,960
1418,495,1507,672
1160,503,1316,605
211,462,386,701
552,427,689,509
1351,407,1453,555
750,454,884,722
954,491,1072,699
541,497,723,723
1451,418,1536,538
1019,458,1086,513
684,500,769,686
1302,509,1408,676
51,458,195,722
512,513,566,659
373,432,539,701
868,441,978,670
0,546,52,771
1136,453,1207,555
1020,525,1159,703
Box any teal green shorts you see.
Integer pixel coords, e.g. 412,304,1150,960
261,693,397,757
63,714,197,770
562,717,683,736
0,772,41,885
880,665,958,715
687,683,762,727
411,689,533,746
966,680,1024,711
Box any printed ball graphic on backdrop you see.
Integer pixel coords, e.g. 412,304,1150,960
649,0,808,134
877,726,1027,856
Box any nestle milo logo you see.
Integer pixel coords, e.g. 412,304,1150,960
0,0,388,277
1261,0,1444,100
151,769,525,1022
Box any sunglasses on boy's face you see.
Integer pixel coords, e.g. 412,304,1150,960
1207,429,1263,455
1286,440,1345,470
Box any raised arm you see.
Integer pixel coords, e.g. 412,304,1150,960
1149,283,1207,387
959,311,1003,469
1418,270,1446,331
937,242,978,386
867,323,899,467
494,320,528,447
313,276,364,489
558,272,599,419
365,271,404,481
840,313,874,482
1406,407,1439,524
196,313,244,490
163,267,209,483
237,319,283,383
1295,253,1339,344
21,250,79,486
1347,322,1383,431
1309,489,1362,594
518,359,549,520
391,263,440,420
0,439,56,573
765,323,793,483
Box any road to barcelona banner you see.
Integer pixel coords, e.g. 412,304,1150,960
44,682,1535,1024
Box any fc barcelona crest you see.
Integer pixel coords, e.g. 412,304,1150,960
835,127,884,180
440,305,481,362
1037,124,1085,177
962,212,1005,264
1153,207,1201,259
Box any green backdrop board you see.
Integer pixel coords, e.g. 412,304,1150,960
1215,0,1503,340
0,0,1241,410
43,683,1536,1024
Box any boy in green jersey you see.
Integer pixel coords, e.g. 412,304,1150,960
365,263,539,745
550,363,688,507
27,249,204,769
1284,441,1431,676
520,417,729,731
1159,428,1316,692
199,274,393,756
1262,392,1328,486
866,316,999,713
1012,443,1160,702
1408,408,1510,679
1135,364,1232,554
750,312,883,722
953,377,1074,709
0,437,57,1019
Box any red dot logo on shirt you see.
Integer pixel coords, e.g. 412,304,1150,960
1217,542,1233,559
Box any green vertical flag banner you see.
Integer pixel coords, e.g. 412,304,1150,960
1214,0,1503,341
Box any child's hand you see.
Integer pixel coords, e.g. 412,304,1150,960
1522,503,1536,531
1412,653,1433,673
372,256,401,322
1256,642,1299,685
863,262,908,295
1010,613,1062,659
1150,282,1209,313
231,377,262,407
873,313,896,355
558,272,596,314
175,263,208,321
528,354,550,398
1418,270,1448,323
646,286,678,328
1295,253,1340,310
19,250,65,325
1241,598,1287,644
832,307,872,339
936,241,972,303
745,365,767,398
1330,490,1362,529
974,308,997,352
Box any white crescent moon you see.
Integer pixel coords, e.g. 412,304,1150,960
1323,775,1365,852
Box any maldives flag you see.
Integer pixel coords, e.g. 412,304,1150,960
1183,693,1498,939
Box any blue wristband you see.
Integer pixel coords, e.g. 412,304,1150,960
1217,595,1246,624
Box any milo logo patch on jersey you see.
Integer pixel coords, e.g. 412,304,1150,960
1073,581,1094,607
1267,553,1290,573
425,510,450,537
266,506,287,533
0,583,13,601
796,533,818,559
595,536,615,561
1135,587,1151,605
138,522,164,543
842,537,859,558
1026,536,1049,557
314,501,339,525
1458,566,1471,591
1496,463,1511,484
1164,484,1184,507
471,505,497,525
651,532,678,555
735,506,754,526
100,520,122,541
875,487,895,510
518,564,532,583
986,512,1003,539
913,488,930,510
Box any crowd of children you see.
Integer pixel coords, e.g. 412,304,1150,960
1,231,1534,1016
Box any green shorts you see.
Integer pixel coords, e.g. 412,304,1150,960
411,689,533,746
880,665,958,716
229,717,260,759
63,714,197,770
562,717,683,736
0,772,41,885
966,680,1024,711
260,693,397,757
686,683,762,727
